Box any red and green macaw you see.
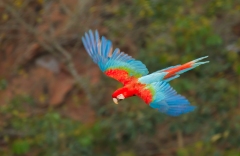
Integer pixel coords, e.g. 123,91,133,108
82,30,209,116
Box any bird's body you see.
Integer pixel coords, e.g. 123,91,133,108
112,79,153,104
82,30,209,116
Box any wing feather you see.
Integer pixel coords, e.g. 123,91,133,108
82,30,149,85
150,81,195,116
136,81,195,116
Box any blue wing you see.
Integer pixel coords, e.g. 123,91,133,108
82,30,149,84
148,81,196,116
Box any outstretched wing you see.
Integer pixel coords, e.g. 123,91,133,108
82,30,149,85
136,81,195,116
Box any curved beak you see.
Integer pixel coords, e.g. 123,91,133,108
113,98,118,104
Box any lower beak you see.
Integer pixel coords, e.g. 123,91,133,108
113,98,118,104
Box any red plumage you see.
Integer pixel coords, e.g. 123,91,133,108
111,80,153,105
105,69,137,85
163,61,193,79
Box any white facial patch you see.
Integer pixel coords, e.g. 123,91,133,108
117,94,125,100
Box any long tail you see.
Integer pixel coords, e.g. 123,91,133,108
162,56,209,82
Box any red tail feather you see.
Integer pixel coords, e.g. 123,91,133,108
163,62,193,79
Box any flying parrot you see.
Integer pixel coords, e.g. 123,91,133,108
82,30,209,116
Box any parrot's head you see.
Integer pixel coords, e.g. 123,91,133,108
112,93,125,104
112,87,135,104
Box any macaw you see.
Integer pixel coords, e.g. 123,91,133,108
82,30,209,116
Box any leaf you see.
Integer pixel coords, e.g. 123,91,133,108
0,79,7,90
211,133,222,142
11,139,30,155
79,134,93,147
177,148,189,156
117,151,136,156
206,35,222,46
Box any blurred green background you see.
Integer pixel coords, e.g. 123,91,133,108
0,0,240,155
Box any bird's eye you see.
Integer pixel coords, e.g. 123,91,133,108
117,94,125,100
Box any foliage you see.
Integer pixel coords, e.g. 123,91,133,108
1,0,240,155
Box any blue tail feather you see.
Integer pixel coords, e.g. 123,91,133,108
191,56,208,63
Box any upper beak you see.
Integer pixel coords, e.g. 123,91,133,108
113,98,118,104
